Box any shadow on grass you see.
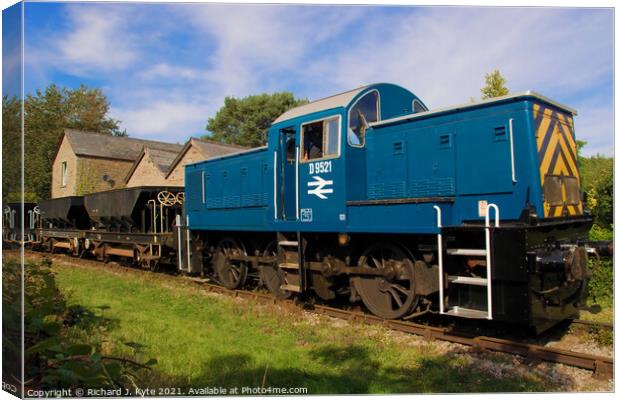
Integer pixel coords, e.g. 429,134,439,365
150,344,567,394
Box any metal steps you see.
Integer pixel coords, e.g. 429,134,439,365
277,234,303,293
444,306,489,319
434,203,500,321
279,262,300,270
447,275,488,286
280,284,301,292
446,248,487,256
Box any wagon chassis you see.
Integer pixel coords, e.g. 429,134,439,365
36,228,176,270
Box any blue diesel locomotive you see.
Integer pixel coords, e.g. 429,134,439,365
183,83,591,332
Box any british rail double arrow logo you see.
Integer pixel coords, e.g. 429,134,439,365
307,176,334,199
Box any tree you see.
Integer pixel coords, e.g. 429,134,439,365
480,69,509,99
2,95,21,202
205,92,308,147
575,139,613,228
16,84,122,201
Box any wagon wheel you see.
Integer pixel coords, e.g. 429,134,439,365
157,191,177,206
70,237,80,257
45,239,53,253
353,243,418,319
214,237,248,289
134,246,160,272
259,241,293,299
175,192,185,205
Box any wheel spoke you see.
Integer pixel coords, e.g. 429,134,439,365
387,288,404,308
391,283,410,295
370,256,382,269
230,266,239,282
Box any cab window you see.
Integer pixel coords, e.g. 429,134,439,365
413,99,427,113
301,116,340,162
348,90,379,147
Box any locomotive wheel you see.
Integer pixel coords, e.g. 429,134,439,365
259,241,292,299
147,259,160,272
353,243,418,319
214,237,248,289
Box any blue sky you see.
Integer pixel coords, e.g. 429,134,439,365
2,2,21,99
11,3,616,155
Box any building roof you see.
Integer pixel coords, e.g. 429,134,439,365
123,147,181,184
273,84,371,124
61,129,184,161
165,137,246,178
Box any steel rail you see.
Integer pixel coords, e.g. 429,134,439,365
20,250,614,380
196,281,613,380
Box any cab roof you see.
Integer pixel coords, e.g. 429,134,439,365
273,84,372,124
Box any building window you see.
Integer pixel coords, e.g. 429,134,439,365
301,115,341,162
348,90,380,147
61,161,67,187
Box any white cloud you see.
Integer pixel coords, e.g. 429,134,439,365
138,63,203,81
24,3,612,156
33,5,138,75
573,99,615,157
295,7,613,155
178,4,366,96
111,99,215,141
303,8,612,108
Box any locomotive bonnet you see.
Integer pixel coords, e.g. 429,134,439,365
184,83,592,333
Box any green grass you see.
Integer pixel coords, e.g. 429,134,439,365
50,259,553,394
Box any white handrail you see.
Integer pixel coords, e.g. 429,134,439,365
176,214,182,271
509,118,516,183
484,203,499,320
186,215,191,273
201,171,206,204
295,146,300,220
273,151,278,220
485,203,500,228
433,205,444,314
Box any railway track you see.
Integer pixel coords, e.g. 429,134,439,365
16,249,615,380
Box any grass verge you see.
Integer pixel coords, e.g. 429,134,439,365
43,256,571,394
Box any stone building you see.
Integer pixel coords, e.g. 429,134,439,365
164,138,245,186
124,147,181,188
51,129,183,198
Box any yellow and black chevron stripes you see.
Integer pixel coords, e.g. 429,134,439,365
533,103,583,218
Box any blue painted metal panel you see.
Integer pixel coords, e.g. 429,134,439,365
185,83,577,236
186,147,271,231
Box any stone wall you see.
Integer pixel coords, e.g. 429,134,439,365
126,155,168,188
75,157,133,195
166,146,206,186
51,137,78,199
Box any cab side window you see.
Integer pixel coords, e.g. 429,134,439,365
413,99,427,113
302,116,340,162
348,90,379,147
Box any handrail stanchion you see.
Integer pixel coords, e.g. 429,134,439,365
484,203,500,320
433,205,444,314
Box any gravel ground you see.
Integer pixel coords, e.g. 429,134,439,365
311,313,614,392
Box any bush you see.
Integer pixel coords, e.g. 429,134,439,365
2,259,155,390
589,224,614,241
587,258,613,307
